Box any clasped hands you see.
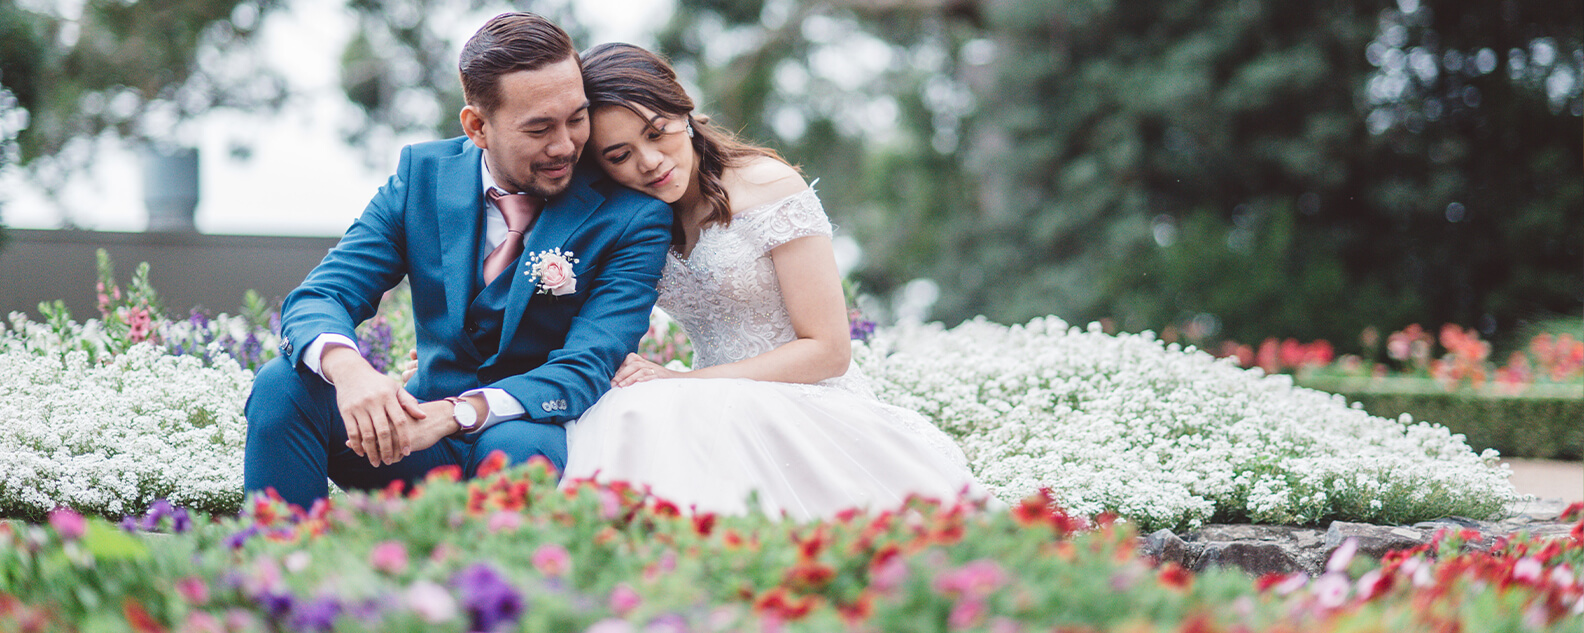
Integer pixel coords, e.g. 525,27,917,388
322,346,476,467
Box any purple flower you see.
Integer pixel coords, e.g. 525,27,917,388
453,563,525,632
225,525,261,549
119,516,139,533
171,507,193,534
257,589,295,622
290,596,342,632
140,499,175,531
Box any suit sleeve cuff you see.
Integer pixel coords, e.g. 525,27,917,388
460,387,526,432
304,333,360,381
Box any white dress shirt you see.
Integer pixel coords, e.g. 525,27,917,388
302,151,527,430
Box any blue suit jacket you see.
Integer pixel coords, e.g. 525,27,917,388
278,137,672,423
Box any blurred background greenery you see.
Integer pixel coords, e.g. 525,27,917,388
1,0,1579,355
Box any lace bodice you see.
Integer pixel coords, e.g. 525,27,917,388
657,188,870,394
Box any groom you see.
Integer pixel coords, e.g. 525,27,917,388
243,12,672,509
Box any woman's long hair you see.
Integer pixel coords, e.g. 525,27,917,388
580,42,792,234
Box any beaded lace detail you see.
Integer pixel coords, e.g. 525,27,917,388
656,188,969,467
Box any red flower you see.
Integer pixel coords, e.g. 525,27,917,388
754,588,816,621
1561,501,1584,523
836,592,874,624
476,450,509,478
783,562,837,592
1158,563,1193,590
651,499,681,517
692,513,717,537
1255,572,1287,592
426,464,463,483
122,598,168,633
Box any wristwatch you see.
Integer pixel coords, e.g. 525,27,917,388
445,396,481,437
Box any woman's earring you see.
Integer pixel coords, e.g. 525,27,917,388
686,123,695,138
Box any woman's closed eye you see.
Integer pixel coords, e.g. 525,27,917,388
604,150,632,165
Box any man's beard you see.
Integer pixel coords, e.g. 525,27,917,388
514,159,577,199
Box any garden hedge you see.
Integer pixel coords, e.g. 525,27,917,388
1299,378,1583,460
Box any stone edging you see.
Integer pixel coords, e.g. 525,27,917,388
1139,499,1578,576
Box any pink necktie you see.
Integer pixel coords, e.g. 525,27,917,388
483,187,542,284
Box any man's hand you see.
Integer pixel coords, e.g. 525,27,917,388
322,345,426,467
407,397,481,452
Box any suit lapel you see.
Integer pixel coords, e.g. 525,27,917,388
496,170,606,349
437,142,486,363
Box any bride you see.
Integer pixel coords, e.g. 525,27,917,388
558,43,989,520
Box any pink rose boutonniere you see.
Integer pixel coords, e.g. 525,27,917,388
527,248,580,296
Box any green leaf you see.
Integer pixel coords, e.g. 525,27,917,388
83,522,149,561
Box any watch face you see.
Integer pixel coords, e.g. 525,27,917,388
453,401,478,429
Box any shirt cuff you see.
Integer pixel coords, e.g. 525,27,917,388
459,387,526,432
303,333,360,381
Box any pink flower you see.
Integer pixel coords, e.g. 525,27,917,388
932,560,1007,600
1326,538,1358,573
585,619,635,633
124,307,153,343
175,576,209,605
1550,564,1577,590
488,510,523,533
532,543,571,578
947,598,986,630
404,580,459,624
598,488,623,519
1273,573,1309,596
370,540,409,575
608,583,642,616
1512,557,1543,584
1310,573,1351,609
870,557,909,593
48,507,86,541
532,251,579,296
179,611,223,633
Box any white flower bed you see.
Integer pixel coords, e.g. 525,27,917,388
0,330,252,520
855,316,1517,531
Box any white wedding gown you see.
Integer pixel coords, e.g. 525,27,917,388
561,188,987,520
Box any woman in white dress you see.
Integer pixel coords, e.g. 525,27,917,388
560,43,988,520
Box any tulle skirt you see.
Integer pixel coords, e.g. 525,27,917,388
560,378,987,521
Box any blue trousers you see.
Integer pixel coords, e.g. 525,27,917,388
243,357,567,510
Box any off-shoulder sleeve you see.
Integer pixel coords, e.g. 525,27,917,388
735,188,832,254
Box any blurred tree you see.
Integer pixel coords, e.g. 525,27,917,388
958,0,1580,349
335,0,591,161
0,0,287,219
658,0,1580,351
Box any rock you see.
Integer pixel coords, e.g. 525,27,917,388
1324,521,1432,558
1142,508,1577,578
1140,529,1198,568
1194,542,1307,576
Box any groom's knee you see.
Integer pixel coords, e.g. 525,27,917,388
472,420,568,476
246,357,328,435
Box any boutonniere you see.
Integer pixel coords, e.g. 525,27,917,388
526,248,579,296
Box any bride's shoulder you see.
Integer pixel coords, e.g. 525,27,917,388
723,157,809,215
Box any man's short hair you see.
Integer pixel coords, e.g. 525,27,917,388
459,12,578,116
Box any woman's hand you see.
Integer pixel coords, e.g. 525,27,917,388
611,352,680,387
400,349,418,383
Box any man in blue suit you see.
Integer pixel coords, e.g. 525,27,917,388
243,12,672,509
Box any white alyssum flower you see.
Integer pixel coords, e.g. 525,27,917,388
855,316,1517,531
0,335,252,519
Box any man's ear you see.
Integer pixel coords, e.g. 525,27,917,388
460,105,488,149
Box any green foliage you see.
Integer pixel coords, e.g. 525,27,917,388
1304,377,1584,460
1,0,286,169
